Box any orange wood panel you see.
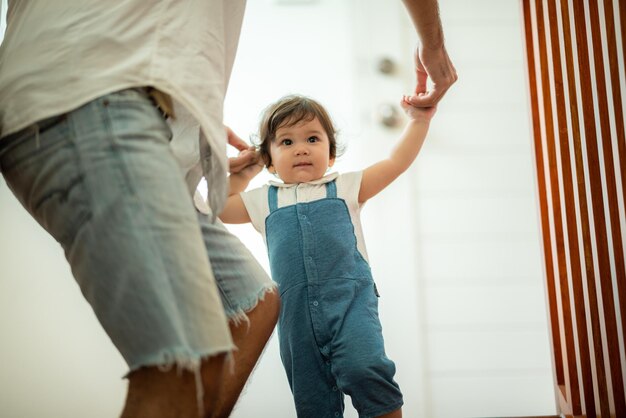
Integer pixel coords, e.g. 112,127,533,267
621,0,626,68
559,0,611,415
585,0,626,415
522,0,626,416
535,0,581,412
602,0,626,357
546,0,596,414
522,0,565,395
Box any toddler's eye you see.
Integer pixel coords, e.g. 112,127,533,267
307,136,319,143
281,139,293,146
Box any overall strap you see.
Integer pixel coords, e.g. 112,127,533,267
268,185,279,212
325,180,337,198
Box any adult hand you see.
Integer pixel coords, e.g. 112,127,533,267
226,125,257,173
407,43,457,108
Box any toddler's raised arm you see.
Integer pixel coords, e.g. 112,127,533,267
358,97,436,203
219,163,260,223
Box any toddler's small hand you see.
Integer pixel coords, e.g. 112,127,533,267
401,95,437,121
229,146,258,174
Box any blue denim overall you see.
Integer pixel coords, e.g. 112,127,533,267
265,180,403,418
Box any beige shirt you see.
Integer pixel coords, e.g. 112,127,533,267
0,0,246,213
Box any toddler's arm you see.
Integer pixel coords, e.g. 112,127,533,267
219,128,263,223
219,161,261,223
358,96,436,203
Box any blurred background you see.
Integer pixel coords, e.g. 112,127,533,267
0,0,557,417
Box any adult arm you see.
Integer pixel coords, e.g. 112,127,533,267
401,0,458,107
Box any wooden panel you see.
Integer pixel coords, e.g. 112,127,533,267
602,0,626,367
534,0,581,412
521,0,565,402
545,0,595,413
574,0,626,415
521,0,626,416
557,0,609,415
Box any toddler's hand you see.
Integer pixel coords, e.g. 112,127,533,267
401,94,437,122
229,147,264,177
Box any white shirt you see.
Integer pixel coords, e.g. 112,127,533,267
0,0,245,213
240,171,371,262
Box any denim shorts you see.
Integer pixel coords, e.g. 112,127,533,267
0,88,275,374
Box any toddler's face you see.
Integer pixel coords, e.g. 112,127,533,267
269,117,334,184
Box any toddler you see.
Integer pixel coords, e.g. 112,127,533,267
220,94,435,418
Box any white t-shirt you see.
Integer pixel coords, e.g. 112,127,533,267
240,171,371,262
0,0,245,213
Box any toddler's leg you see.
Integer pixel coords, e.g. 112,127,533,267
279,286,345,417
329,282,403,418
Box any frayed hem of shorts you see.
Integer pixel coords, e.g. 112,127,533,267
124,345,236,417
225,282,278,329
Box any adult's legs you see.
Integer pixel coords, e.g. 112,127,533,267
121,353,227,418
0,89,237,418
211,292,280,418
378,408,402,418
122,291,279,418
195,215,280,418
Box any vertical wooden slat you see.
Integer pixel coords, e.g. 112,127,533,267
602,0,626,351
586,0,626,415
523,0,626,416
561,0,612,415
547,0,597,415
536,0,582,413
522,0,565,400
574,0,626,416
588,0,626,291
622,0,626,76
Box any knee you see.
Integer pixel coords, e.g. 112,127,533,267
263,287,281,324
337,357,391,390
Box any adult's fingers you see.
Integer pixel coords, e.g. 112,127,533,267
225,125,248,152
228,149,258,173
407,86,448,107
409,45,457,107
414,52,428,95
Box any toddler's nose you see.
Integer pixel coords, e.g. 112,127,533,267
295,146,309,155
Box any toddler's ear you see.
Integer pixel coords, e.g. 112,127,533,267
329,157,335,168
268,165,276,174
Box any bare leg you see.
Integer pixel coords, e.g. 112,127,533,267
120,352,227,418
378,408,402,418
119,290,279,418
211,289,281,418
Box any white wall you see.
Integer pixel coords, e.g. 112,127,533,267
0,1,557,417
409,1,556,416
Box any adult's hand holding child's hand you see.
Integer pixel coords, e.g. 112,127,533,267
226,125,258,174
406,44,457,108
